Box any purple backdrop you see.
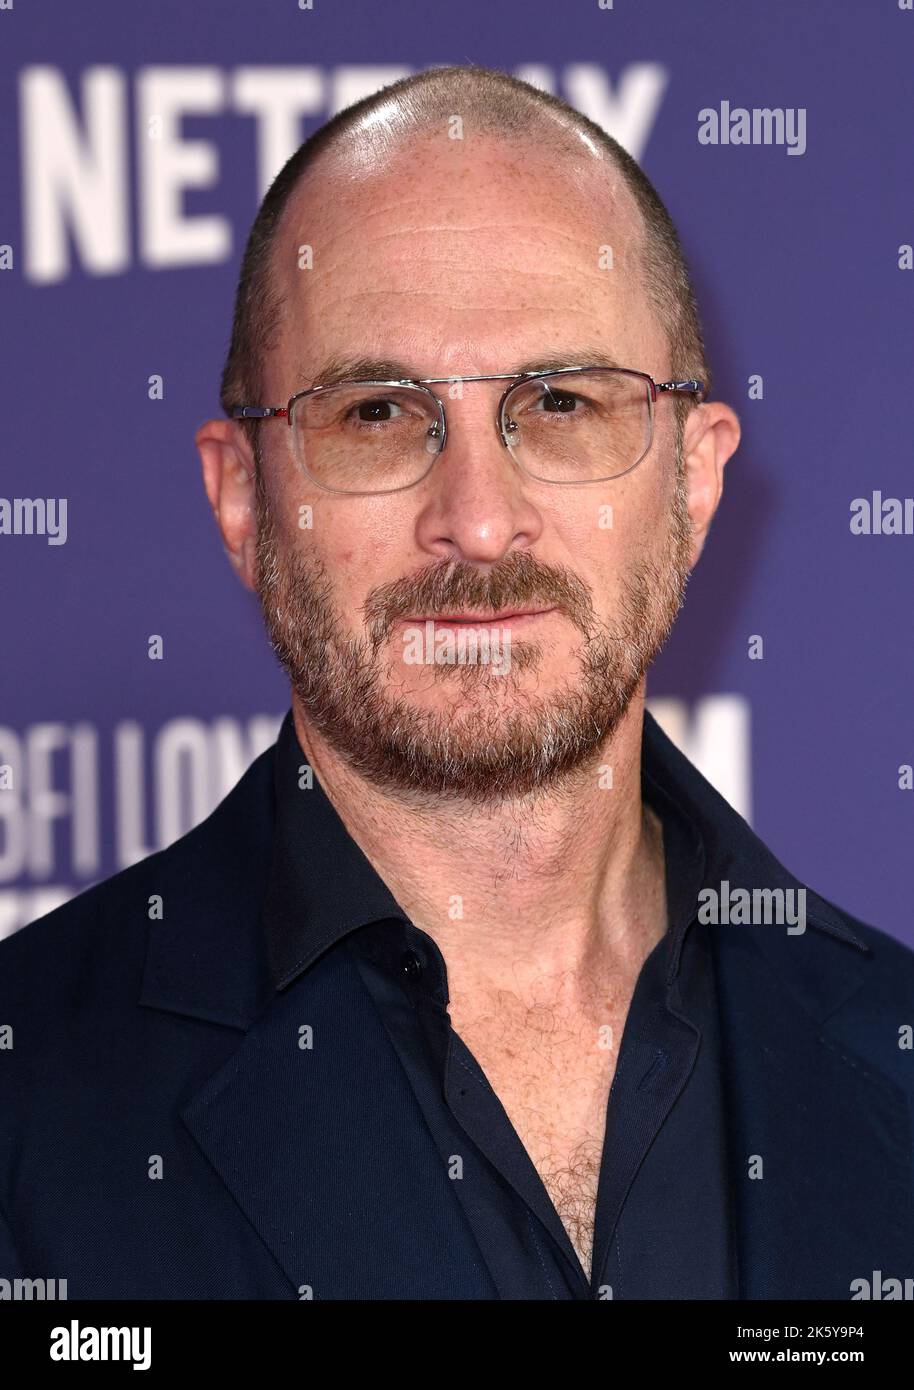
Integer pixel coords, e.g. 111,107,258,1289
1,0,912,946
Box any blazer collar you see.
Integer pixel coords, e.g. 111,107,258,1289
640,709,867,952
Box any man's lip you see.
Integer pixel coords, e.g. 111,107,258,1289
397,607,557,624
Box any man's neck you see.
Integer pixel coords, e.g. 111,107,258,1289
289,688,668,1008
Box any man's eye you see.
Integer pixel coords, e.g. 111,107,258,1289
531,390,581,414
351,398,406,423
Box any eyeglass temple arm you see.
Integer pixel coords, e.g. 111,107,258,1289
655,379,707,402
232,406,289,420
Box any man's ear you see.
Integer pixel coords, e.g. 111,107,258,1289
195,418,258,592
683,401,741,566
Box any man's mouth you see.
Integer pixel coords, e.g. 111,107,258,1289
398,607,557,629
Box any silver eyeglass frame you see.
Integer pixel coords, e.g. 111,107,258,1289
231,366,707,496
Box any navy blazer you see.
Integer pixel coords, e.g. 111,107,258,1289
1,710,913,1300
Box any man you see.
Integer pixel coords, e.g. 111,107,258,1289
2,64,913,1302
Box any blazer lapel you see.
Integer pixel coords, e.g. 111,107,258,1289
138,736,493,1299
714,918,914,1299
178,947,495,1299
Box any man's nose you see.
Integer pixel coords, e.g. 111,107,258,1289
412,397,544,565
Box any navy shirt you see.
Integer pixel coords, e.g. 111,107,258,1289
263,710,739,1300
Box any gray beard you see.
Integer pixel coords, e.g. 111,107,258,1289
253,470,692,805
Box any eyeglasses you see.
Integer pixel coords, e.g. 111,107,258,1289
232,367,706,496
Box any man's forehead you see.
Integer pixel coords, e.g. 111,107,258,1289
268,134,653,387
279,128,642,252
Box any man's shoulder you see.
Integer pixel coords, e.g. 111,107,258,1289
826,901,914,993
839,905,914,957
726,888,914,1099
645,707,914,1001
731,874,914,1014
0,740,277,1012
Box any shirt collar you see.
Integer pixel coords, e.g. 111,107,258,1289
262,711,407,991
262,705,866,994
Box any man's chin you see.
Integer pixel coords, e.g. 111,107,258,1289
301,663,640,803
337,719,619,803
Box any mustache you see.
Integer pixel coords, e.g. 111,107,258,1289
361,551,596,649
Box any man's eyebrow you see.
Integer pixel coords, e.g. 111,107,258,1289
303,355,416,389
298,349,626,390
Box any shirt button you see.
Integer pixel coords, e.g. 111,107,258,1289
401,949,423,979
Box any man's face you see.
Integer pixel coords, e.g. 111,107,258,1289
253,132,694,802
